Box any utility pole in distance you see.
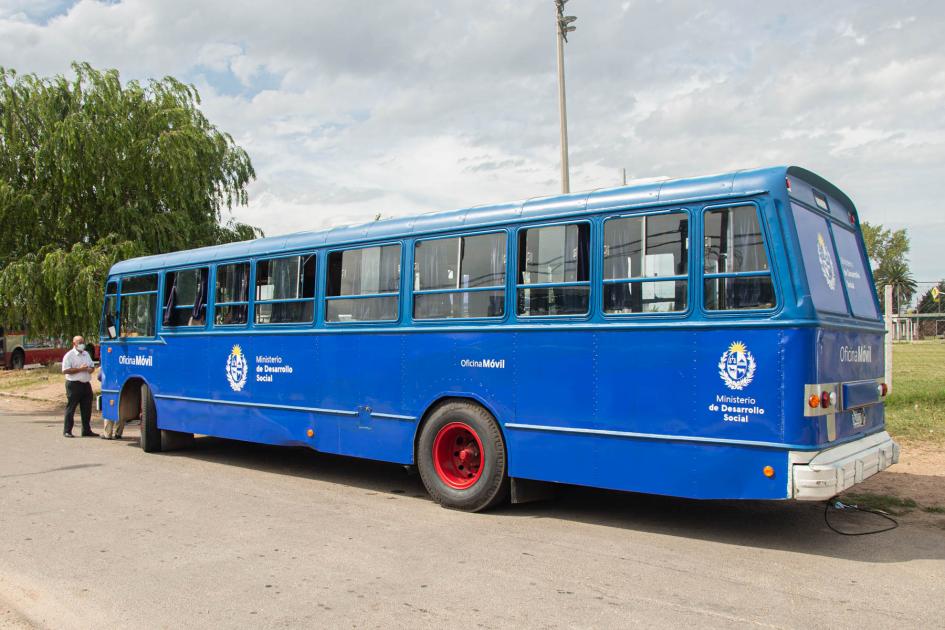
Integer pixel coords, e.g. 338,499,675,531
555,0,576,194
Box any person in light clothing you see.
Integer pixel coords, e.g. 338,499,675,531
62,335,97,438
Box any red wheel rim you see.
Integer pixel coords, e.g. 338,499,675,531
432,422,484,489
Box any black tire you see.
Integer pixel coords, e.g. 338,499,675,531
10,350,24,370
139,383,162,453
417,401,509,512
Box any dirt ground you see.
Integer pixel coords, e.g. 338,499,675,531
1,366,942,524
0,365,101,404
852,442,945,525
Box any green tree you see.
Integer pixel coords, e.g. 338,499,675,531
873,259,917,314
861,222,910,271
860,221,914,312
0,62,261,338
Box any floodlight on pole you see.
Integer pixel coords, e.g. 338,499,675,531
554,0,577,193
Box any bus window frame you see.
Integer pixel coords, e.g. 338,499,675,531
411,228,511,324
600,208,693,319
324,241,404,326
212,260,252,329
161,266,210,330
252,252,317,327
514,219,593,321
699,200,781,318
118,273,160,340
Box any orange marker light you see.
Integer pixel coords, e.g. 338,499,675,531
763,466,775,478
107,347,112,353
306,429,314,438
808,394,821,408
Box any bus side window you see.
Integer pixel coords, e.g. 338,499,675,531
254,255,316,325
703,206,775,311
326,245,401,322
517,223,590,317
119,274,158,338
163,267,209,327
215,262,250,326
414,232,506,320
603,212,688,314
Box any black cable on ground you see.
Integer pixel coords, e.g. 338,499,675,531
824,499,899,535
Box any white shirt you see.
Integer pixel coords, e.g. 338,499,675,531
62,348,93,383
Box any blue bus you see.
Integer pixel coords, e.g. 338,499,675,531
99,166,898,511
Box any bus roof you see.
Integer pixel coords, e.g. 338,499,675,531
109,165,851,275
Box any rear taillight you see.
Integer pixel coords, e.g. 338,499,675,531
879,382,888,397
804,386,839,416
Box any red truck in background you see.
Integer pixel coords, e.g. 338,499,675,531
0,328,98,369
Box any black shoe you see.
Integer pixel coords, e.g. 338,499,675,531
81,431,99,437
64,432,74,438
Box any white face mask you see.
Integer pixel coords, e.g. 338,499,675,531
76,343,86,352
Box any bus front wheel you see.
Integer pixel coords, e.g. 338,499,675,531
417,401,509,512
139,383,161,453
10,350,24,370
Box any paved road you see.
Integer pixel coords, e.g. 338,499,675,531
0,409,943,629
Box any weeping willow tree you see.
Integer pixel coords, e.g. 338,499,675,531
0,62,262,338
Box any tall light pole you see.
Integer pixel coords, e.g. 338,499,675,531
555,0,576,194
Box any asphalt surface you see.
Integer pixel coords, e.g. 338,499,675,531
0,408,943,629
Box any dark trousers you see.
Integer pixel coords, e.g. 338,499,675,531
64,381,93,435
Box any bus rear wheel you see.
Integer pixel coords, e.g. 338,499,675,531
139,383,161,453
417,401,509,512
10,350,24,370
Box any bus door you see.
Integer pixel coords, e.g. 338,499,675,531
790,194,886,443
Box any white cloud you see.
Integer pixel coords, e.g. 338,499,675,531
0,0,943,281
196,42,242,73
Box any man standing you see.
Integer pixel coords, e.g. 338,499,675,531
62,335,97,438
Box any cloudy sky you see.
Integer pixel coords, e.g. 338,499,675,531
1,0,942,281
